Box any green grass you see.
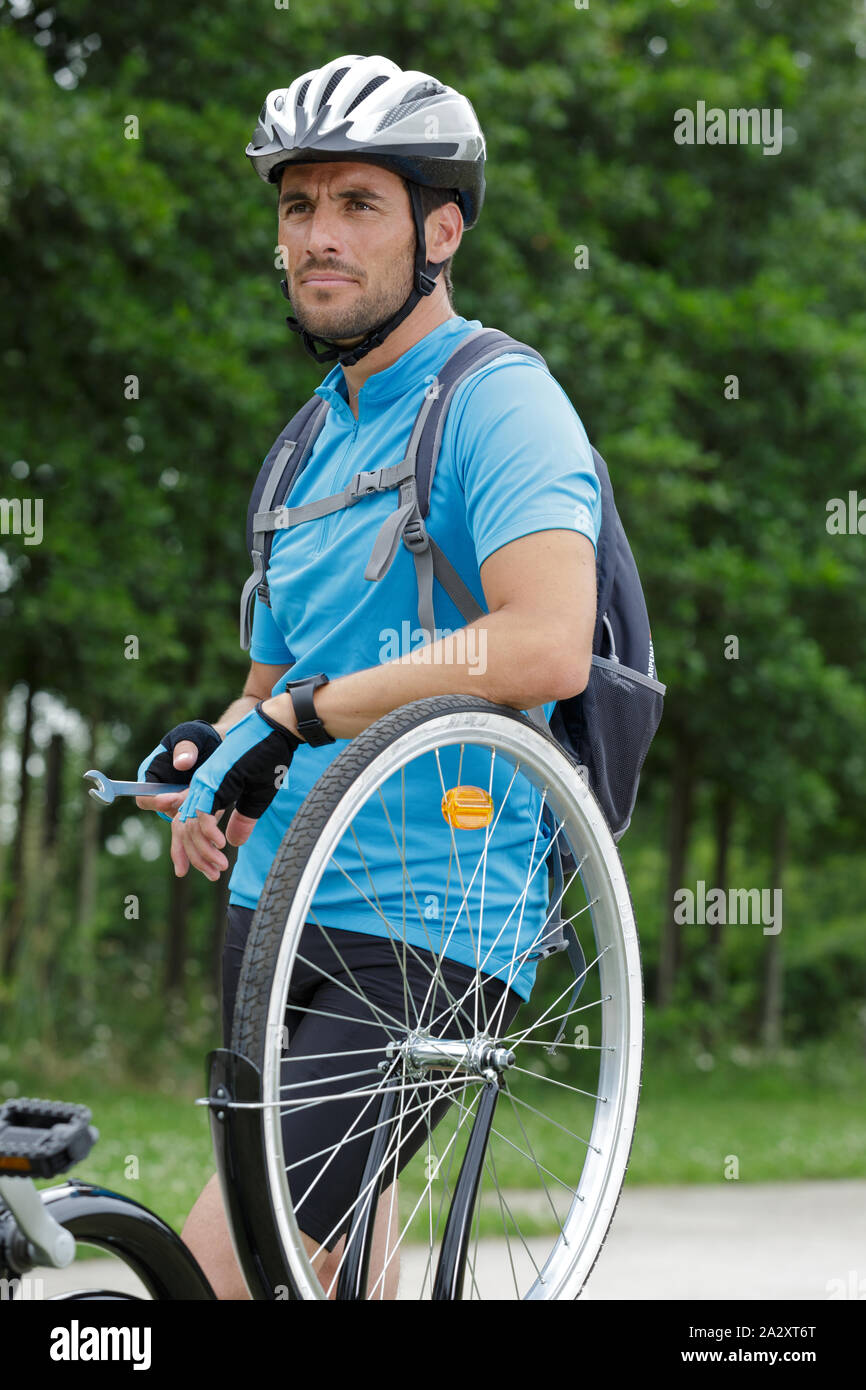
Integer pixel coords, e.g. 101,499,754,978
4,1033,864,1257
628,1049,866,1184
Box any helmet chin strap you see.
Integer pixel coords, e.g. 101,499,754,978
281,182,442,367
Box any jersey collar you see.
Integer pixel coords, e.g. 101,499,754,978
314,315,481,422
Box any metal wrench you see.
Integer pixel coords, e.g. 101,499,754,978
84,769,188,806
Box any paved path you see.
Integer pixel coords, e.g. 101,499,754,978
12,1180,865,1301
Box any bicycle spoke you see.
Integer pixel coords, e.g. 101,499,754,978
278,1044,386,1063
424,744,525,1026
279,1064,382,1094
503,1087,571,1234
309,903,463,1037
489,1123,579,1196
502,945,609,1046
418,1127,449,1299
485,822,585,1014
269,998,399,1035
508,1064,605,1104
318,864,472,1038
314,1065,482,1289
279,1074,475,1113
299,1065,468,1262
279,1080,474,1177
372,777,458,973
357,1084,485,1295
424,808,577,1042
363,1066,410,1301
502,993,609,1047
485,1146,544,1291
507,1090,596,1150
468,747,497,1035
418,1102,465,1299
293,936,408,1037
345,821,470,1028
435,745,465,967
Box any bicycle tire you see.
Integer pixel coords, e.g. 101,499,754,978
231,694,643,1300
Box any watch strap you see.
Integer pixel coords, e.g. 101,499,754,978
285,673,335,747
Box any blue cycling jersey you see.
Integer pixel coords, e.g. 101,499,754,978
229,314,601,999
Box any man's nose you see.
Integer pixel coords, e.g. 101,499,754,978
303,204,346,256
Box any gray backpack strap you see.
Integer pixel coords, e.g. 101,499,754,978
363,487,423,582
426,536,484,623
399,331,550,709
241,438,297,618
413,331,546,519
263,458,418,535
353,336,491,643
239,397,329,650
357,330,548,646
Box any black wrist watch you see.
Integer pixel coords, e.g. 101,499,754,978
284,673,336,747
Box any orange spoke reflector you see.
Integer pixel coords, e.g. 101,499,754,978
441,786,494,830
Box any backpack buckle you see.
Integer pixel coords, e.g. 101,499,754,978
402,517,429,553
346,468,384,506
527,920,569,961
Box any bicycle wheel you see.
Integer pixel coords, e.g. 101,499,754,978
230,694,643,1300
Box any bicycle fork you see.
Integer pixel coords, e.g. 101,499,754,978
337,1066,505,1302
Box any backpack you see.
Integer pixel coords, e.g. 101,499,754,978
240,327,665,1034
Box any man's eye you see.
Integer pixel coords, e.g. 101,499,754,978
283,200,373,214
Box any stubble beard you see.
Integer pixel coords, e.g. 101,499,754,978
289,238,415,345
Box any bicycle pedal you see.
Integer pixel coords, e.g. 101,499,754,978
0,1098,98,1178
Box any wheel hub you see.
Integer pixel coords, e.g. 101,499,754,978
383,1032,516,1082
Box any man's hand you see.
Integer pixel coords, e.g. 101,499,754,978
135,720,223,819
171,703,301,881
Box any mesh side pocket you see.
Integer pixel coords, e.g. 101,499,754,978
570,655,665,840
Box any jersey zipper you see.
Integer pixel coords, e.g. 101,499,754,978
313,414,360,556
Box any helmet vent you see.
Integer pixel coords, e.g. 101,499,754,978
344,73,389,115
319,66,350,110
375,94,441,133
296,78,311,106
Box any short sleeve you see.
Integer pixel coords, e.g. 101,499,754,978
448,359,601,568
249,592,296,666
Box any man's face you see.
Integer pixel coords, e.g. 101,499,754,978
277,161,416,345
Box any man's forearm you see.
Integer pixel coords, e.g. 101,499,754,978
212,694,259,740
265,606,588,742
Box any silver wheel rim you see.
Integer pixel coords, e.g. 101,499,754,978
256,708,643,1300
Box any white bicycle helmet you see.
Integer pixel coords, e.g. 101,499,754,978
245,54,486,365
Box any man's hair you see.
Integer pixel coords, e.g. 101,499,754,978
415,183,459,308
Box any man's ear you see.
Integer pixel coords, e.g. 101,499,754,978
429,199,463,260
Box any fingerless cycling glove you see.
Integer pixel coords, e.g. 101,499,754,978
138,720,223,787
175,704,301,823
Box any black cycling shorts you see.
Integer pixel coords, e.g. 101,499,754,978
222,904,523,1253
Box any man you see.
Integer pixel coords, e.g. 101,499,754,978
138,54,600,1298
